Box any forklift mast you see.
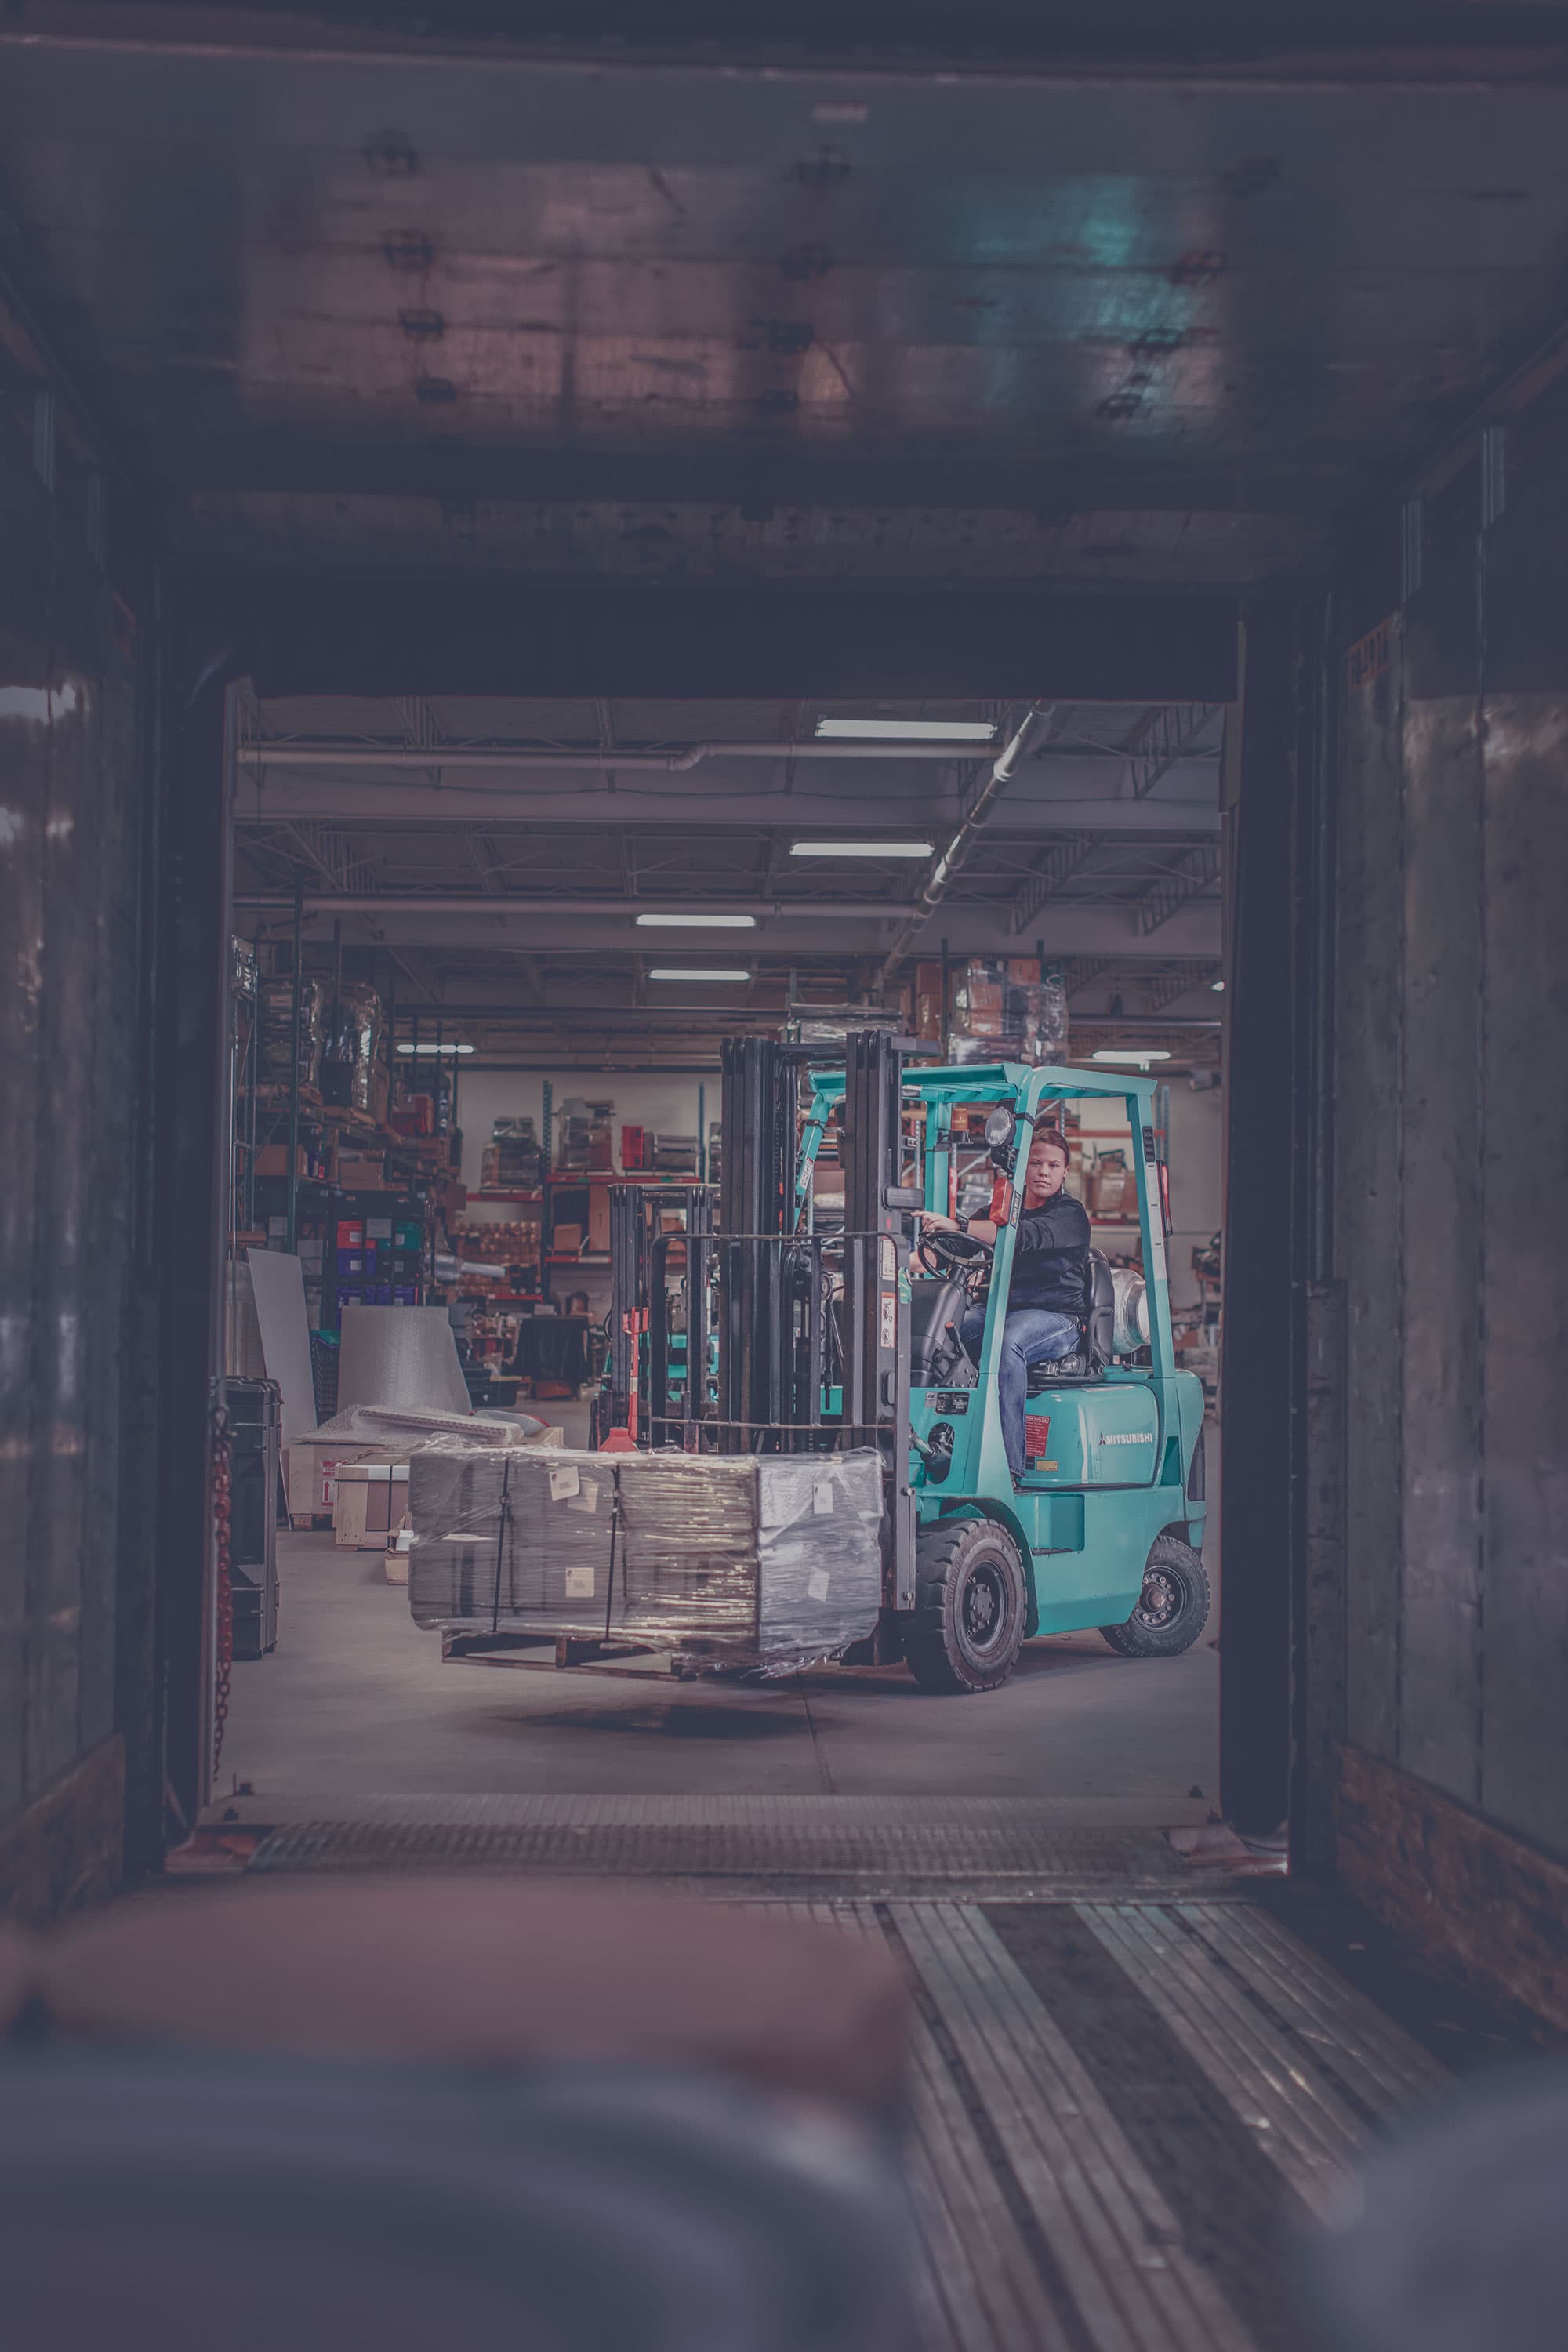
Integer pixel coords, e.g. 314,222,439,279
708,1030,917,1609
602,1180,716,1445
840,1030,918,1610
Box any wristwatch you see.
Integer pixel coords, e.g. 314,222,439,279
956,1214,971,1235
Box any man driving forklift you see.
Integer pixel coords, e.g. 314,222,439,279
920,1125,1091,1486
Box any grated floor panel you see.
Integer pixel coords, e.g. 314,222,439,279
232,1802,1449,2351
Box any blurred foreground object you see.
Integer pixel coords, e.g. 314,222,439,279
36,1878,908,2108
0,1882,914,2352
1307,2062,1568,2352
0,2052,912,2352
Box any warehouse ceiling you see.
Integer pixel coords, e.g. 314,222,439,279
232,692,1225,1065
9,5,1566,1070
5,9,1568,590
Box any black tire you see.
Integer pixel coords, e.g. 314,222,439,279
903,1519,1028,1694
1101,1534,1210,1659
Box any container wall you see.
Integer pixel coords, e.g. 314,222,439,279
1330,365,1568,1982
0,307,158,1911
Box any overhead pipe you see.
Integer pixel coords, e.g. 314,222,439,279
233,893,924,918
246,738,989,772
877,704,1055,982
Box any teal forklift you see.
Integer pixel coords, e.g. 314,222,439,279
608,1030,1210,1694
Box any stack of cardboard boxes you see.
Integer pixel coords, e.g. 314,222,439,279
914,958,1069,1065
556,1098,615,1171
480,1116,542,1190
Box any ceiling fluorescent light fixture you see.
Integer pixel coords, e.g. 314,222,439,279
634,912,757,928
814,718,997,742
1091,1049,1171,1065
397,1041,475,1055
647,967,751,983
789,840,935,858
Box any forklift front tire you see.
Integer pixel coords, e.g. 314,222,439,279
904,1520,1028,1694
1101,1535,1210,1660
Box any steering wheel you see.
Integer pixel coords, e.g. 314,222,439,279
918,1225,991,1276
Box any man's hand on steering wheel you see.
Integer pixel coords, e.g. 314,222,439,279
917,1212,992,1275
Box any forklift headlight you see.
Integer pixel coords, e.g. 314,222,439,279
983,1106,1014,1161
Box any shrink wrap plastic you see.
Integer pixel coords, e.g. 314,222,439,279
408,1446,884,1668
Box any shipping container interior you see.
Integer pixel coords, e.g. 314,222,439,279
3,0,1567,2097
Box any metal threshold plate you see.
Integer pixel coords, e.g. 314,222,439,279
240,1795,1193,1889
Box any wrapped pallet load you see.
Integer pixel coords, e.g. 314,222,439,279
408,1445,884,1669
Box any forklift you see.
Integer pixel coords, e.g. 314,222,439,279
603,1031,1210,1694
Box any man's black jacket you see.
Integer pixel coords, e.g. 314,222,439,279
1006,1193,1091,1316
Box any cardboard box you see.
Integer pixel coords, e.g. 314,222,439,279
337,1152,389,1189
1091,1155,1133,1217
256,1145,309,1177
286,1444,350,1526
384,1526,414,1586
551,1222,583,1256
334,1458,411,1550
588,1188,612,1253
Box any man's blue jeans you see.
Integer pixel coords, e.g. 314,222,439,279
960,1303,1081,1479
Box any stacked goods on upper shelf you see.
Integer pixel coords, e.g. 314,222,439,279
446,1216,542,1273
652,1131,699,1175
621,1124,649,1170
390,1090,435,1137
258,974,325,1093
556,1098,614,1171
320,985,385,1120
913,961,945,1044
480,1116,541,1191
946,958,1069,1066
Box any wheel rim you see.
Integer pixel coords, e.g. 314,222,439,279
959,1558,1012,1660
1134,1564,1184,1632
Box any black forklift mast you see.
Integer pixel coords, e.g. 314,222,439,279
716,1035,810,1449
602,1180,716,1444
712,1030,916,1612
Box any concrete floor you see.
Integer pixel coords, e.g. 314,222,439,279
223,1409,1220,1818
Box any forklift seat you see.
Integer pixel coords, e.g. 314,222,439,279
1024,1249,1115,1391
908,1278,975,1387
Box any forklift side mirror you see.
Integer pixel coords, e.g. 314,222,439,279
983,1106,1015,1164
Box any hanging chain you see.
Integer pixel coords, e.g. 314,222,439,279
212,1403,234,1776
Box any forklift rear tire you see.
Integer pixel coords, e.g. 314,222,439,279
1101,1535,1210,1659
904,1520,1028,1694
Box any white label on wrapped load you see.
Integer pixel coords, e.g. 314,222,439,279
549,1465,580,1501
807,1569,831,1603
568,1476,601,1515
564,1563,596,1598
813,1476,834,1515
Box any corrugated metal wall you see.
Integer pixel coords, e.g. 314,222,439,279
1335,380,1568,1865
0,322,158,1895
